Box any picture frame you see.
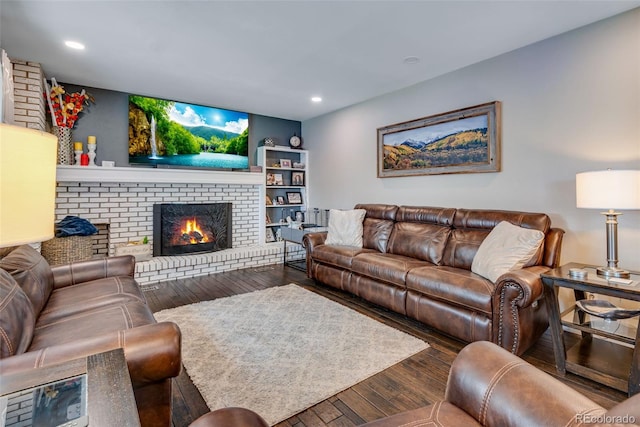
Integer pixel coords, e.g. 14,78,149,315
273,173,284,186
377,101,501,178
280,159,292,168
295,211,304,223
265,228,276,243
266,173,276,186
286,192,302,205
292,171,304,186
276,196,286,205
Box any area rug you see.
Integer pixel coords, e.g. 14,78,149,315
154,284,428,425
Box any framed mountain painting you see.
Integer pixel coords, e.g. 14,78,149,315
377,101,501,177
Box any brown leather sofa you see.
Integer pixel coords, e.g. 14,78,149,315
186,341,640,426
0,244,181,427
304,204,564,355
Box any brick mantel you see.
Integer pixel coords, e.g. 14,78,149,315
56,165,262,185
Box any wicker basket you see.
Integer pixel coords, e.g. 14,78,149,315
41,235,93,265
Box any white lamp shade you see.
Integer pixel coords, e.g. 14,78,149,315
0,124,58,247
576,170,640,210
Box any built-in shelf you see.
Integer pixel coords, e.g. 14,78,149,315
56,165,263,185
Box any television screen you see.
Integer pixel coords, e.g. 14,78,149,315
128,95,249,169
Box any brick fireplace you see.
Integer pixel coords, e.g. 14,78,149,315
54,166,294,285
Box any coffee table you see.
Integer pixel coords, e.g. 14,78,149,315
0,348,140,426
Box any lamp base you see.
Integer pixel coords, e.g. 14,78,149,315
596,266,631,279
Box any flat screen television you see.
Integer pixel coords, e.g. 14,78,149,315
128,95,249,170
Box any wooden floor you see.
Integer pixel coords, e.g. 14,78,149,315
143,264,627,427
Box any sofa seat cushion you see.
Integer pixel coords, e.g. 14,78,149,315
352,252,432,286
311,244,376,269
361,401,481,426
37,276,147,325
30,301,157,351
406,266,495,316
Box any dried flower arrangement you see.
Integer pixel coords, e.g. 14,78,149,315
44,78,94,128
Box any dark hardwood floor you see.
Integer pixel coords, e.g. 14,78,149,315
143,264,627,427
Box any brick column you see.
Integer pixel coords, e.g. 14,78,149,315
11,59,46,130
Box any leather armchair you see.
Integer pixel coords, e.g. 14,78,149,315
362,341,639,426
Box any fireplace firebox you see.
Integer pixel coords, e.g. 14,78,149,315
153,203,232,256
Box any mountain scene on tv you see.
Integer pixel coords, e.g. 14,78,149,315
383,115,489,170
129,95,249,169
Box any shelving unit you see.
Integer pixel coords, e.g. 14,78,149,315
257,146,309,243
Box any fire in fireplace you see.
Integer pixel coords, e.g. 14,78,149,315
153,203,232,256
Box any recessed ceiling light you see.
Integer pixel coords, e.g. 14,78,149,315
64,40,85,50
311,96,322,103
403,56,420,65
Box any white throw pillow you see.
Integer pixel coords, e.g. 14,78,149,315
324,209,367,247
471,221,545,283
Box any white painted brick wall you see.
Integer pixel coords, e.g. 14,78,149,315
11,59,46,130
54,181,303,284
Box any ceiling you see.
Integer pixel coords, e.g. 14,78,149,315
1,1,638,121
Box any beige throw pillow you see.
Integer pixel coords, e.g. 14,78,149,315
325,209,367,247
471,221,545,283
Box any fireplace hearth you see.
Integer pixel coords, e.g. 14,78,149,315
153,203,232,256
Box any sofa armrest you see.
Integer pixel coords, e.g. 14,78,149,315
51,255,136,289
302,231,327,252
494,265,549,308
492,266,551,354
302,232,328,278
0,322,181,387
445,341,605,426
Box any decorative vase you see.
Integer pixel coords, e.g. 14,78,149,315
53,126,73,165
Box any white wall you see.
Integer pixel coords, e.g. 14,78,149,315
303,9,640,272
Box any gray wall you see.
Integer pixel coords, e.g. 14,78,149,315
302,9,640,272
63,84,301,167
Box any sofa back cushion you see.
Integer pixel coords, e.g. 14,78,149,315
387,206,456,264
0,245,54,317
442,209,551,270
355,204,398,253
0,269,35,357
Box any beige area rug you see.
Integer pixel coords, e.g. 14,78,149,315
154,284,428,426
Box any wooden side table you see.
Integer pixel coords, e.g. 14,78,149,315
0,349,140,426
541,263,640,395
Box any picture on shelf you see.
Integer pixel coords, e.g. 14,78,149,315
292,171,304,186
276,196,286,205
274,173,284,185
266,173,276,185
295,211,304,223
280,159,292,168
266,228,276,242
265,194,273,205
287,192,303,205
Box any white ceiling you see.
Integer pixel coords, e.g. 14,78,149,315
1,1,638,121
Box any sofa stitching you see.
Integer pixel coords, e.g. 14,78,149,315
479,360,523,424
0,327,13,355
35,348,47,368
121,305,133,328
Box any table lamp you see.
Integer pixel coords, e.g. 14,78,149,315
0,123,58,248
576,169,640,279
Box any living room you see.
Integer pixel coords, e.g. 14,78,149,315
1,2,639,427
